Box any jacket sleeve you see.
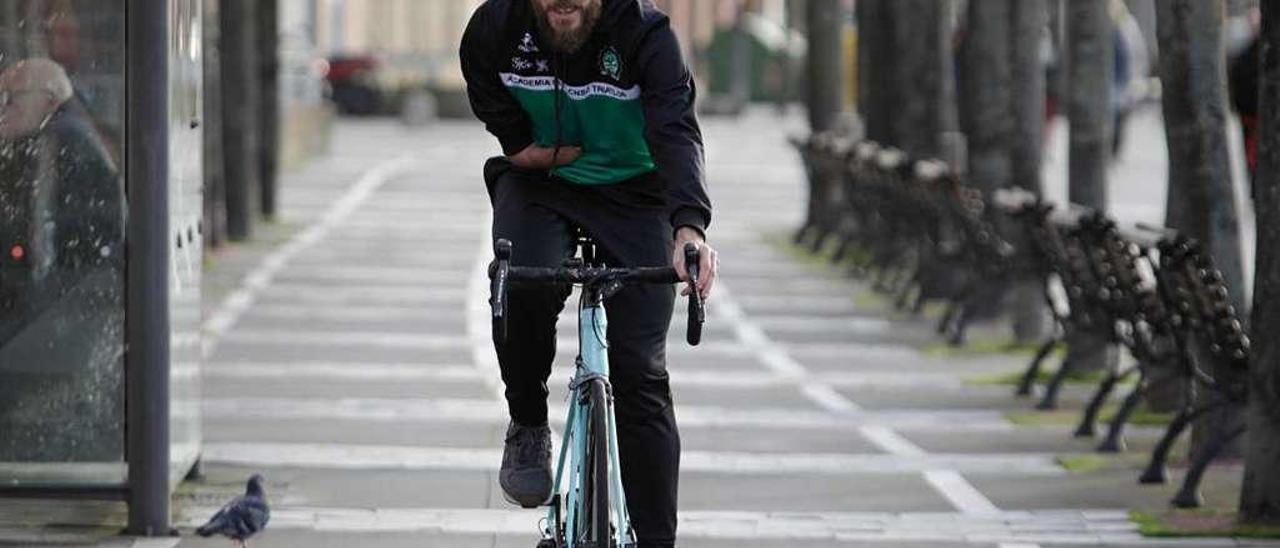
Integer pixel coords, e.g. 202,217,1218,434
635,21,712,237
460,4,535,156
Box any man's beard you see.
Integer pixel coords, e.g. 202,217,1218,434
533,0,601,53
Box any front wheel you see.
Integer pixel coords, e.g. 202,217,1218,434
578,379,611,547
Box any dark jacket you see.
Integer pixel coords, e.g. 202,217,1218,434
0,99,124,345
460,0,711,234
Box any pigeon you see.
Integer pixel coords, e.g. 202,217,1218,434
196,474,270,547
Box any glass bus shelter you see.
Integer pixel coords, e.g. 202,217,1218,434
0,0,203,534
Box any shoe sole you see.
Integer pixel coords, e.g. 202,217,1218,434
501,488,551,509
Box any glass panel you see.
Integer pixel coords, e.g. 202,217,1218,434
0,0,127,485
169,0,203,484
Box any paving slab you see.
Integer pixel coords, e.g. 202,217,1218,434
208,341,474,364
679,472,952,513
190,464,496,509
232,312,471,335
201,376,493,400
202,418,502,448
901,427,1164,456
967,467,1242,512
679,424,886,454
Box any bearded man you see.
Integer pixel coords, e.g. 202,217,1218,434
460,1,716,546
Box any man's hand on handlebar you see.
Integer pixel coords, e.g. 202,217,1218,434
673,226,718,300
508,144,582,170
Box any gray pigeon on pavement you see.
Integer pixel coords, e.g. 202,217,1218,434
196,474,270,547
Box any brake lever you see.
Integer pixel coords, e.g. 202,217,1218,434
684,242,704,346
492,239,512,344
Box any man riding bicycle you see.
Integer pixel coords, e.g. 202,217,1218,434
461,1,717,546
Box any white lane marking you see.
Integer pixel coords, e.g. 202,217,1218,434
716,286,1014,516
202,362,480,381
173,505,1153,544
999,543,1044,548
924,470,1003,514
200,442,1064,475
202,155,416,359
785,341,921,360
801,384,860,412
715,286,862,413
857,425,928,457
753,314,893,334
201,397,1015,432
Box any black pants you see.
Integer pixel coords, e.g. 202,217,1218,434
484,157,681,547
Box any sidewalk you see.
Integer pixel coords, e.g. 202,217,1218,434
0,110,1271,547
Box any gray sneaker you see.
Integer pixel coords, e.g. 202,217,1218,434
499,421,553,508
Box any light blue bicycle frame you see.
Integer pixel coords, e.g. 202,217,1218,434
544,297,635,547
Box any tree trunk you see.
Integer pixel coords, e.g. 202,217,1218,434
257,0,281,220
1064,0,1115,373
888,0,947,158
1158,3,1248,316
1048,0,1068,122
858,0,893,144
936,0,965,169
1009,0,1051,342
221,0,261,240
731,4,753,105
1066,0,1112,210
1156,0,1248,458
807,0,844,133
203,0,227,249
1240,0,1280,526
962,0,1013,194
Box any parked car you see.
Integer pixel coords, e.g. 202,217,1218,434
326,55,385,115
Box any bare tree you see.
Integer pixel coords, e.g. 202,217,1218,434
1009,0,1050,342
807,0,844,133
960,0,1013,194
1063,0,1115,373
1158,2,1247,315
1156,0,1249,458
203,0,227,248
220,0,262,240
258,0,281,220
858,0,893,144
1066,0,1112,210
1240,0,1280,526
888,0,950,158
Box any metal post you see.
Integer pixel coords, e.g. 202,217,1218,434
125,0,172,535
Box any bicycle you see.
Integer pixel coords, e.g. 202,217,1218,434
489,235,705,548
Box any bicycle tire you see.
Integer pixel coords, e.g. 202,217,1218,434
580,379,611,547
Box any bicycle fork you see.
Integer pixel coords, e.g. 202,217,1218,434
543,300,636,547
